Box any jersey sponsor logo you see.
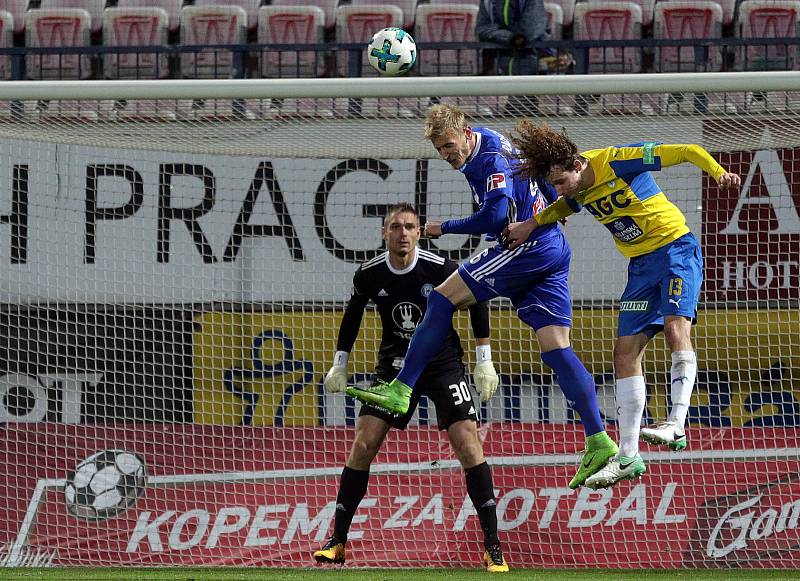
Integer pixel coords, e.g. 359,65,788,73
619,300,649,311
605,216,644,242
486,172,506,192
391,302,422,337
421,283,433,298
584,190,632,218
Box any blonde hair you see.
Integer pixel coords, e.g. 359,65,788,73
424,104,466,140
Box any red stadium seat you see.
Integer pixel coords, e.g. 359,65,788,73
38,0,105,34
103,6,170,79
116,0,183,33
25,8,92,79
654,0,724,72
180,4,248,79
574,1,643,73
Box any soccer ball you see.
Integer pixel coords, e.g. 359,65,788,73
64,449,147,520
367,27,416,76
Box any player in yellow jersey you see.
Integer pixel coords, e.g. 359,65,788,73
503,121,741,488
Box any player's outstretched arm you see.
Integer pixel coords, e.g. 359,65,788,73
655,143,740,189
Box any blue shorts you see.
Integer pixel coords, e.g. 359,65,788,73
459,233,573,330
618,233,703,337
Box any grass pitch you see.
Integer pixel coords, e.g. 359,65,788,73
0,569,798,581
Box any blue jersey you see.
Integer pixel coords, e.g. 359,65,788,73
458,126,560,244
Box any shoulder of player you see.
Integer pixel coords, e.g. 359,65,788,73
359,251,389,271
416,249,446,265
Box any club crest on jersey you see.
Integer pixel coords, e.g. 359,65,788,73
421,283,433,298
486,173,506,192
392,302,422,337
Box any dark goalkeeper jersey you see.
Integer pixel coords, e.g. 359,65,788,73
336,248,490,375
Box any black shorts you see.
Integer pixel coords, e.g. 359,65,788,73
359,359,478,430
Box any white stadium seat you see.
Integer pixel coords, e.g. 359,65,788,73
335,4,403,77
116,0,183,33
545,2,565,39
271,0,340,30
258,5,326,78
0,0,28,34
180,5,248,79
663,0,736,26
574,1,643,73
654,0,723,72
350,0,418,30
39,0,105,34
736,0,800,70
103,6,170,79
25,8,92,79
0,10,11,79
193,0,261,30
415,3,479,76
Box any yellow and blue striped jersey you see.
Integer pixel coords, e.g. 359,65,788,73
577,143,726,258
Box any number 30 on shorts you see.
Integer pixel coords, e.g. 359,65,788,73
449,381,472,405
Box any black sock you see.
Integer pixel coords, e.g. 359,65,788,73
333,466,370,542
465,461,499,547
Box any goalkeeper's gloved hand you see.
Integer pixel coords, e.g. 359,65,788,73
473,345,499,402
324,351,349,393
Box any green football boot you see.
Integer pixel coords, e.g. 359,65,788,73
568,431,619,489
345,378,412,415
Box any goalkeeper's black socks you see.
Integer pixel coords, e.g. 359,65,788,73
465,461,499,547
333,465,370,542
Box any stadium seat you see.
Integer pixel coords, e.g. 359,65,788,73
180,4,248,79
546,0,575,26
335,4,403,77
39,0,105,34
271,0,340,30
350,0,418,30
116,0,183,33
0,10,11,79
662,0,736,27
415,3,478,75
736,0,800,70
430,0,480,6
103,6,170,79
625,0,655,26
573,1,643,73
25,8,92,79
0,0,28,34
258,5,325,78
193,0,261,31
545,2,564,39
654,0,723,72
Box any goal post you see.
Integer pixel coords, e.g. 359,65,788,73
0,72,798,569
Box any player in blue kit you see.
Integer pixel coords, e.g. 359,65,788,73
504,121,741,488
346,104,618,490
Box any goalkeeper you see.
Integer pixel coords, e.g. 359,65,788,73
503,122,741,489
346,105,617,492
313,203,508,573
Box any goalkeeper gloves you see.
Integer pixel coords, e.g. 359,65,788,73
473,345,499,402
324,351,349,393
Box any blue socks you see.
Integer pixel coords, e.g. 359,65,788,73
541,347,604,436
396,290,455,388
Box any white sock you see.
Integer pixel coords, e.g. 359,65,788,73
668,350,697,429
616,376,646,458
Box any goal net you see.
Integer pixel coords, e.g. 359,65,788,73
0,74,798,570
